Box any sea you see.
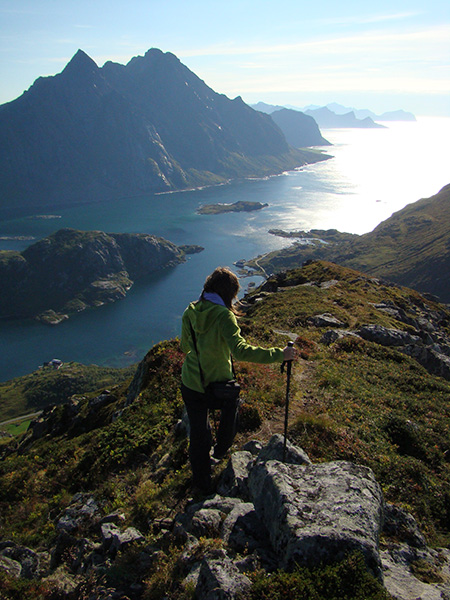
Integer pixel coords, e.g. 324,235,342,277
1,116,449,383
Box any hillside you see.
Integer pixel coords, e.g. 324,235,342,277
269,108,331,147
0,362,135,424
1,261,450,599
0,49,328,216
245,185,450,303
0,228,184,323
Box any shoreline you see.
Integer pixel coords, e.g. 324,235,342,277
0,151,332,224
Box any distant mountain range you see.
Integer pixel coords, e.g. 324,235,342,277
0,49,329,216
312,102,416,122
252,101,416,129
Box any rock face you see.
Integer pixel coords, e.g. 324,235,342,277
248,460,384,575
3,433,450,599
0,228,184,322
269,108,331,147
0,48,327,215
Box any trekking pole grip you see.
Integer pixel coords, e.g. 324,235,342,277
281,340,294,373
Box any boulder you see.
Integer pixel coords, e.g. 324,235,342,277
256,433,312,466
248,459,384,577
0,555,22,578
383,504,427,549
101,523,144,554
195,557,252,600
307,313,346,328
0,544,40,579
221,503,268,554
381,544,450,600
357,324,421,347
217,451,254,498
177,495,244,536
56,493,101,533
188,508,224,538
243,440,263,455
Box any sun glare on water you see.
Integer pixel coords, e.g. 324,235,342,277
304,117,450,234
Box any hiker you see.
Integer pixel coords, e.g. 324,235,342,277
180,266,296,492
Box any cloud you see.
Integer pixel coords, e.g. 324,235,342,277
316,11,424,26
177,24,450,61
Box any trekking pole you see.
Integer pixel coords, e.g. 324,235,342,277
281,341,294,463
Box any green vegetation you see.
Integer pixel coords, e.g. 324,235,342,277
0,362,136,422
197,201,268,215
242,552,390,600
1,260,450,597
243,261,450,544
248,184,450,302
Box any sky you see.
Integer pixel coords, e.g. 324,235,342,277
0,0,449,117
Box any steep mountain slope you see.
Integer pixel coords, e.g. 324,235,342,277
246,185,450,302
269,108,331,147
337,183,450,300
1,261,450,599
0,49,327,215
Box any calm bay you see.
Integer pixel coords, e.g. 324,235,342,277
1,117,449,382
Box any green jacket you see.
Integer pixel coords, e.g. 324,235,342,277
181,299,284,393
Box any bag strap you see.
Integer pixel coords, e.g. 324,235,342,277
188,319,236,388
188,319,207,389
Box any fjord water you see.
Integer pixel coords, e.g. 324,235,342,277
1,117,449,382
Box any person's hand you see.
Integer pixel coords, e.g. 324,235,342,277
283,344,297,361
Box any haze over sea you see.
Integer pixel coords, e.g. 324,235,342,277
1,117,449,383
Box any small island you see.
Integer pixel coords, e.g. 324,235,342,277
178,244,204,255
197,201,268,215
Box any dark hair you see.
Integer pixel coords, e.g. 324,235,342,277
202,267,240,310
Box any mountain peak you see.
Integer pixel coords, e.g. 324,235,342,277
62,49,99,76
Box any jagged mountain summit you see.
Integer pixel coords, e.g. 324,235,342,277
0,49,327,215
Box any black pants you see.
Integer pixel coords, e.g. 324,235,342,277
181,383,239,489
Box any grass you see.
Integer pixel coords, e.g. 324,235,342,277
250,185,450,302
244,261,450,544
0,361,136,422
1,260,450,597
242,552,391,600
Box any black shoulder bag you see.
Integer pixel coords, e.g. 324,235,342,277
188,320,240,408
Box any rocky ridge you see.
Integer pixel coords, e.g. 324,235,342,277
2,432,449,600
255,268,450,381
2,261,450,598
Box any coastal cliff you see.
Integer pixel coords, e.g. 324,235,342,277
0,228,184,323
